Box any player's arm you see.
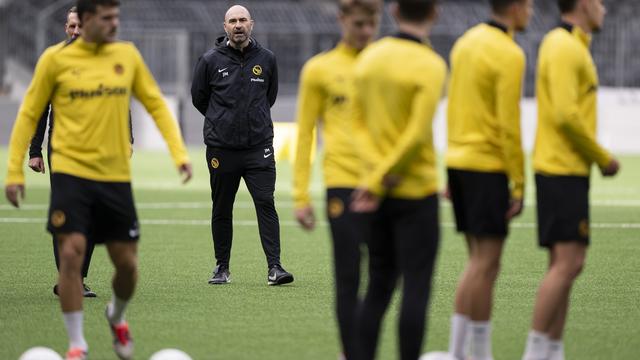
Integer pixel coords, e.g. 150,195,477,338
29,106,49,159
27,105,51,173
496,51,526,201
293,61,324,209
549,46,612,169
267,55,279,108
190,55,211,116
131,47,192,182
6,48,57,189
363,63,447,196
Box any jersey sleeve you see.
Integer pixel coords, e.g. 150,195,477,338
131,45,190,168
292,60,324,209
496,50,526,199
6,48,57,185
548,45,611,169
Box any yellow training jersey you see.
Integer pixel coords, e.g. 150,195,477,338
6,37,190,185
353,34,447,198
533,23,611,176
446,22,526,199
292,43,362,209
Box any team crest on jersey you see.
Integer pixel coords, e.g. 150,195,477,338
578,219,589,238
211,157,220,169
328,198,344,219
114,63,124,75
252,65,263,76
51,210,66,228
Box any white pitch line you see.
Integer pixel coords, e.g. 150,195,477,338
1,217,640,229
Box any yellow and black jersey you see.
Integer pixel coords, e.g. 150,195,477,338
534,23,611,176
353,34,447,199
6,37,190,185
292,42,362,209
446,21,526,199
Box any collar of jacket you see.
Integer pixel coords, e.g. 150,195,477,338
393,32,425,45
559,21,592,48
215,36,260,56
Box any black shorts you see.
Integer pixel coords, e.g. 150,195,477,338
47,173,139,243
447,168,510,238
535,173,590,248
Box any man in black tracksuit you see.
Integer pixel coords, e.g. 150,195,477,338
191,4,294,286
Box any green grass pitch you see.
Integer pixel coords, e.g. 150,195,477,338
1,149,639,359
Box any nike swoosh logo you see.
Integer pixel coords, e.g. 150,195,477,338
218,68,228,73
269,274,277,281
264,153,273,159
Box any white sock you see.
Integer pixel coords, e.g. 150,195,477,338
63,311,88,350
549,340,564,360
470,321,492,359
448,313,469,359
522,330,550,360
107,294,129,325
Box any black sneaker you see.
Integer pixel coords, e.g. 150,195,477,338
83,283,97,298
53,283,97,298
268,265,294,286
208,265,231,284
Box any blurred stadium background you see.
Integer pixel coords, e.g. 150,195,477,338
0,0,639,152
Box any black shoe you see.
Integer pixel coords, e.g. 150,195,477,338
268,265,294,286
208,265,231,284
53,283,97,298
83,283,97,298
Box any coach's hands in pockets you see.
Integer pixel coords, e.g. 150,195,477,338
5,184,25,208
179,163,193,184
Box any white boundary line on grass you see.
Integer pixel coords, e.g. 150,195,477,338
2,199,640,211
1,217,639,229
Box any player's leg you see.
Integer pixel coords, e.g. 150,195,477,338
57,232,89,356
47,173,92,358
393,195,440,360
357,204,398,360
207,147,241,283
80,239,96,297
96,180,140,360
244,145,293,285
326,188,367,359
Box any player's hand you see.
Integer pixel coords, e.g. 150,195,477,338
295,206,316,231
351,187,380,213
601,158,620,177
382,174,402,189
441,185,451,200
5,184,25,208
28,157,45,174
506,198,524,221
179,163,193,184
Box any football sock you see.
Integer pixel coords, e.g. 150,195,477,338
63,311,88,350
522,330,550,360
448,313,469,359
470,321,492,359
107,294,129,325
549,340,565,360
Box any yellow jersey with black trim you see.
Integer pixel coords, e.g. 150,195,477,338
292,42,362,209
6,37,190,185
353,34,447,199
534,23,611,176
446,22,526,199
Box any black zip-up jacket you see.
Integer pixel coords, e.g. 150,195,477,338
191,36,278,149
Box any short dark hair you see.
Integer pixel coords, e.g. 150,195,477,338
396,0,437,23
339,0,384,16
558,0,579,13
490,0,525,14
76,0,120,21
